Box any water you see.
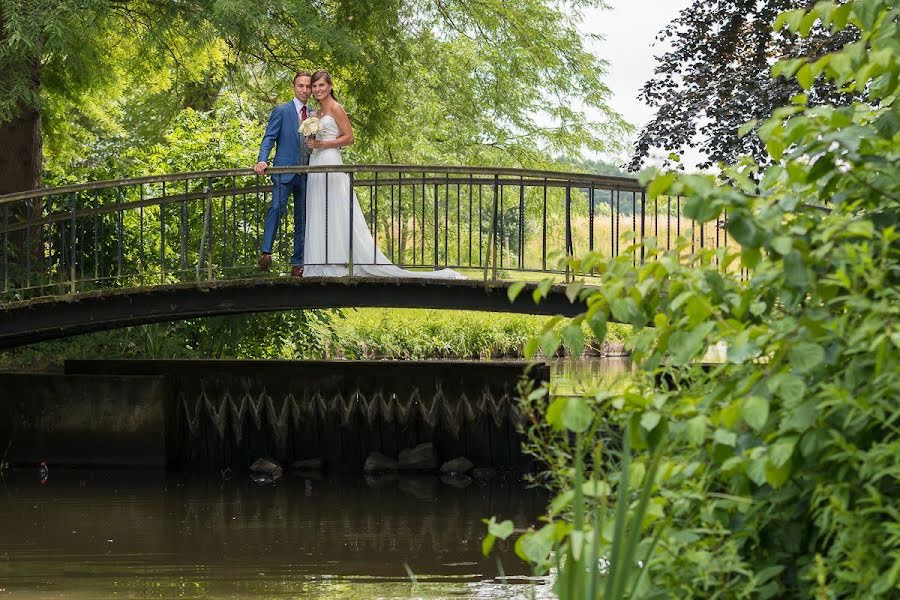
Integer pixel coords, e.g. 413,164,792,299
0,358,630,598
0,470,549,599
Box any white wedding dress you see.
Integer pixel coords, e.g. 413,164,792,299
304,115,465,279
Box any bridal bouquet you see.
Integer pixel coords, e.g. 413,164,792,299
300,116,320,138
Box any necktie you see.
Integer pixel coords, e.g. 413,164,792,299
300,105,308,121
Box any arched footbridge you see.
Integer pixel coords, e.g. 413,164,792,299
0,165,728,348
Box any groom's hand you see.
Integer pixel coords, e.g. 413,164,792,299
254,161,268,176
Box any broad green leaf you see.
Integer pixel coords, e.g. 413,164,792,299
770,374,806,401
515,524,555,564
764,459,792,488
549,489,575,515
647,172,677,199
507,281,526,302
769,437,797,468
640,411,662,432
565,281,584,303
589,311,608,343
770,236,792,255
714,429,737,447
487,517,515,540
685,415,708,445
482,534,496,556
750,301,767,316
561,397,593,433
789,342,825,373
533,278,553,303
560,324,585,357
727,213,763,248
539,329,561,358
742,396,770,432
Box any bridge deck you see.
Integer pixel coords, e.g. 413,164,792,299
0,277,586,349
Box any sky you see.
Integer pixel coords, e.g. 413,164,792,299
580,0,697,167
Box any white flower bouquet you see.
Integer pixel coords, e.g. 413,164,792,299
299,116,320,138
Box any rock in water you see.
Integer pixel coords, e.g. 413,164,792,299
440,457,474,475
249,458,283,480
398,443,438,470
363,452,399,473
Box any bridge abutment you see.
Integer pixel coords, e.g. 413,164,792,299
0,360,547,472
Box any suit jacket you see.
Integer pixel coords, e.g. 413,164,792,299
257,101,314,184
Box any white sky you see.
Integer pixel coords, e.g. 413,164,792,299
580,0,698,167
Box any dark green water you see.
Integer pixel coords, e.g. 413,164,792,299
0,359,629,599
0,470,549,599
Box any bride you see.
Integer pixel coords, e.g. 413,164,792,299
303,70,465,279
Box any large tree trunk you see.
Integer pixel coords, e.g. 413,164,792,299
0,101,42,195
0,58,43,284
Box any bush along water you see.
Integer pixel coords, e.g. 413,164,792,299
487,2,899,597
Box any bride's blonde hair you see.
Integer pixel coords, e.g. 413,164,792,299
311,70,339,101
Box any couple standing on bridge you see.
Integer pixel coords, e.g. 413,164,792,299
254,70,465,280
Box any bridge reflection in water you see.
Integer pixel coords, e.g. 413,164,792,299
0,165,730,347
0,468,549,597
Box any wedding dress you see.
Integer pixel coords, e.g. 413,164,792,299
303,115,465,279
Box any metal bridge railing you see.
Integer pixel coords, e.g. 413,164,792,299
0,165,730,301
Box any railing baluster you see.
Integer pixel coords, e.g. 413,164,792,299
478,184,483,268
542,179,548,272
499,183,505,270
2,204,8,293
70,192,77,293
398,171,403,265
519,176,525,271
181,180,189,273
667,194,672,251
160,182,166,284
421,172,426,266
565,181,572,282
139,187,144,285
373,171,379,265
443,174,448,267
468,174,473,268
434,182,439,269
456,182,461,268
640,190,646,264
632,191,637,267
117,187,124,282
325,169,330,266
348,171,355,276
609,188,619,257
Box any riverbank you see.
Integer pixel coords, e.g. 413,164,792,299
0,308,631,370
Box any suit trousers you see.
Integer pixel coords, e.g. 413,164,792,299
261,174,307,266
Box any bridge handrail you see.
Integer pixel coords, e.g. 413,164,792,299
0,164,645,205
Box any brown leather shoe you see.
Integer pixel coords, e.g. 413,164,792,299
290,266,304,278
258,253,272,271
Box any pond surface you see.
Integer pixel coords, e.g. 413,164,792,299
0,470,550,599
0,358,628,599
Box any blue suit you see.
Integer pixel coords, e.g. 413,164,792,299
257,101,311,265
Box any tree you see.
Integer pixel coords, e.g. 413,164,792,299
629,0,858,171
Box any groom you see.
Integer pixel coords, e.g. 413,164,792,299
255,70,314,277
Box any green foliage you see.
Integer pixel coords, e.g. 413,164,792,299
4,0,630,187
326,308,630,360
515,1,899,597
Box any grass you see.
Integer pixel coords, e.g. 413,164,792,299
323,308,631,360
